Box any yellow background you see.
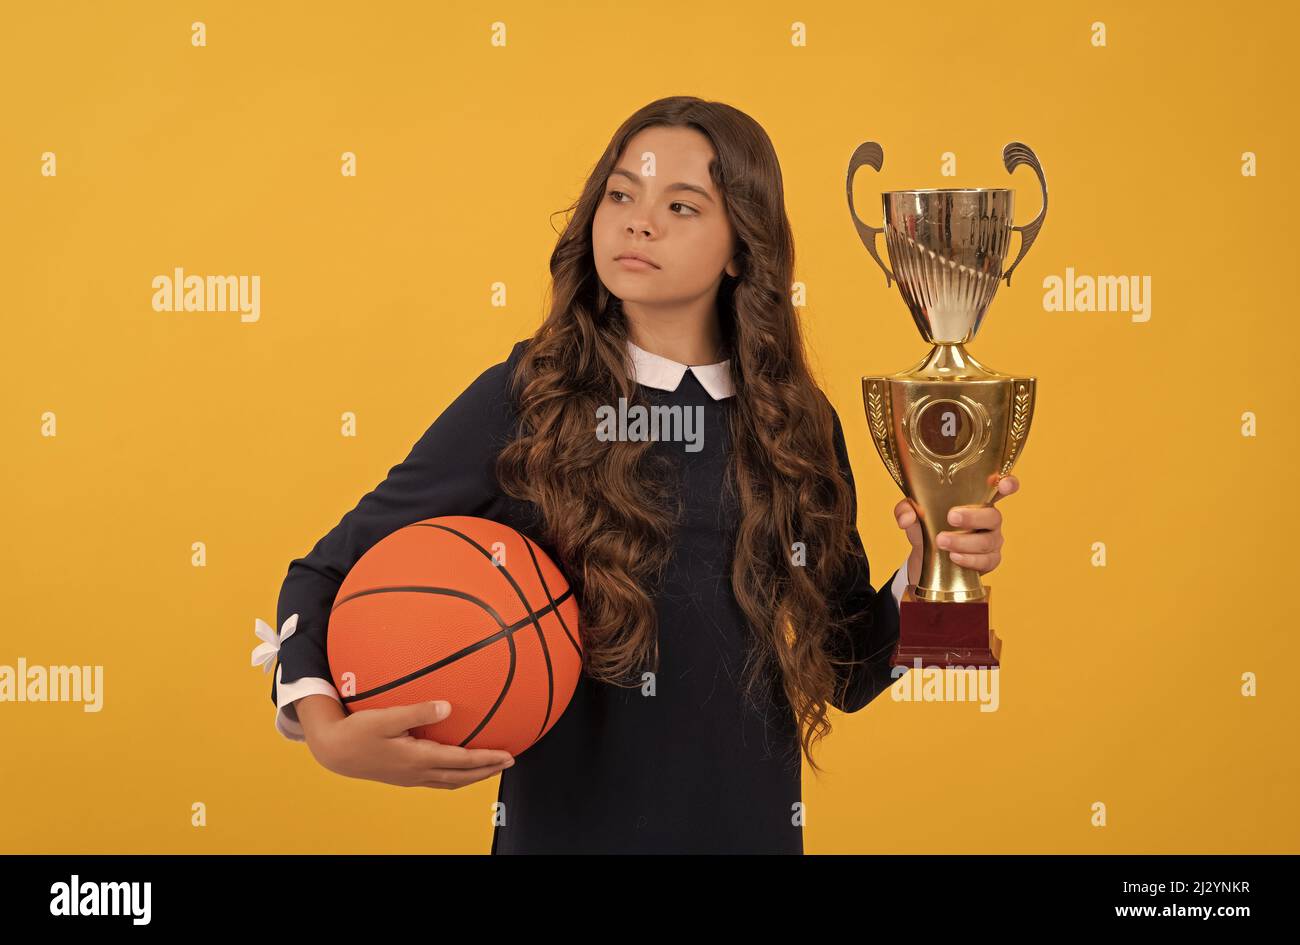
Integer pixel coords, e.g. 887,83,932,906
2,1,1295,853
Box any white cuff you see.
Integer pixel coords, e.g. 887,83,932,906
890,555,910,610
275,666,342,742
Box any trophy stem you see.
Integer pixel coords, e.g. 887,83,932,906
907,343,1007,381
914,539,988,602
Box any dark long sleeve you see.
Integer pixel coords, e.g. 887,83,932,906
269,342,524,733
824,404,905,714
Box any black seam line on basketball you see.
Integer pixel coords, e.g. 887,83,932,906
333,584,502,614
469,629,517,749
504,522,581,660
344,623,518,751
416,523,557,745
492,528,578,742
337,587,573,704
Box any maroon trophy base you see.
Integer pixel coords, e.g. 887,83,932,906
891,584,1002,669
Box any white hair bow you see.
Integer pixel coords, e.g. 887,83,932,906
251,613,300,673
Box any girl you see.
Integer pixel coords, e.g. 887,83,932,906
261,96,1020,854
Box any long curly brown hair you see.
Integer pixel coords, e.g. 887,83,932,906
495,95,869,775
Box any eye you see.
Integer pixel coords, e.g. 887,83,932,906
604,190,699,216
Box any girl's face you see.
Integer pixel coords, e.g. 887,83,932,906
592,125,740,314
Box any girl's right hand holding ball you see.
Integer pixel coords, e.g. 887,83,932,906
296,695,516,790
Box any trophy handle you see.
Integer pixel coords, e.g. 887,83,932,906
846,141,895,288
1001,142,1048,288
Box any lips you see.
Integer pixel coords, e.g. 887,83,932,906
615,252,660,269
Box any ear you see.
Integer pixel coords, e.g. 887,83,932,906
725,254,741,279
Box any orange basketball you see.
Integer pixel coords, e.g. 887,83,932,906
326,515,582,757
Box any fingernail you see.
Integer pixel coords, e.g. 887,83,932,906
948,510,962,526
937,535,950,548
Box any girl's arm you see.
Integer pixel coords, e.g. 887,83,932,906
824,404,907,714
270,341,525,742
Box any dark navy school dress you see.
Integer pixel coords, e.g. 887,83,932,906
270,338,903,854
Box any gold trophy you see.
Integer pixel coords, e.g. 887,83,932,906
847,141,1045,668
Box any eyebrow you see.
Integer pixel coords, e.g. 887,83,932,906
609,166,715,202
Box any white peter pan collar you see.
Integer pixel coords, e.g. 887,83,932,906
626,338,735,400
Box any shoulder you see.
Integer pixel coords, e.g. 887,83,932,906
403,338,532,457
451,337,531,414
819,391,854,480
492,337,532,379
820,390,847,446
